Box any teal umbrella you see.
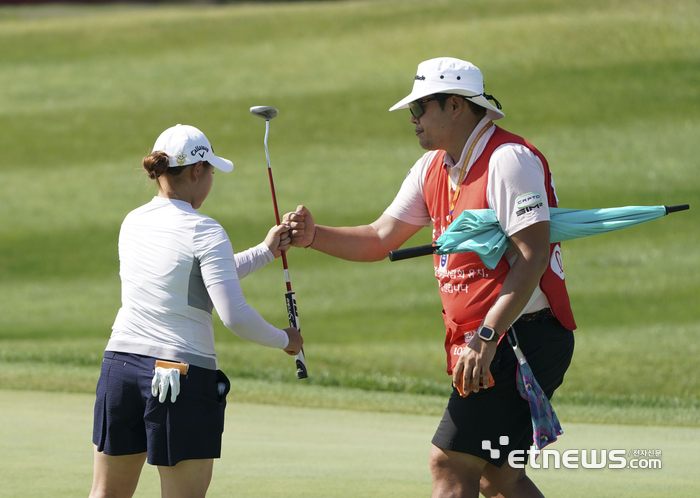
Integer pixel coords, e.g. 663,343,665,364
390,204,689,268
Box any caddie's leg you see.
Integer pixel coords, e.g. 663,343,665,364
430,444,486,498
480,461,544,498
158,458,214,498
89,445,147,498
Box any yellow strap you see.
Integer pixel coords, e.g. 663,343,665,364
448,121,494,221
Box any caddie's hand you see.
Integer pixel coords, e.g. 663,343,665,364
151,367,181,403
453,336,498,397
282,205,315,248
283,327,303,356
264,224,291,258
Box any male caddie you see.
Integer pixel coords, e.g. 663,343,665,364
284,57,576,497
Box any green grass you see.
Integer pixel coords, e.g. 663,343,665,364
1,333,698,426
0,0,699,433
1,389,699,498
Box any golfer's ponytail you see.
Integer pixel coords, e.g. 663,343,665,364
142,151,170,180
143,152,207,188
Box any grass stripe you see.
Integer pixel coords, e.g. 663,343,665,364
1,389,699,497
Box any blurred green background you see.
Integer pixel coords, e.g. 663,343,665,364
0,0,698,424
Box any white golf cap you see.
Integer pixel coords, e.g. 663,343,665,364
152,124,234,172
389,57,505,120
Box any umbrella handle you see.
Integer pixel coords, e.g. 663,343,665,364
389,244,437,262
665,204,689,214
506,327,527,365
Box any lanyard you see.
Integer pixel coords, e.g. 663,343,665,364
448,120,494,222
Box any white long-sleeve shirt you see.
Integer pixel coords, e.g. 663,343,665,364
107,197,288,370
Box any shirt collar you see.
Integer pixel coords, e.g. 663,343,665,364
444,116,493,169
152,196,196,212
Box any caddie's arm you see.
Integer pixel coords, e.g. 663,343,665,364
284,206,423,262
454,220,551,396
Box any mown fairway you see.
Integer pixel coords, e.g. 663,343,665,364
0,0,699,495
2,389,699,498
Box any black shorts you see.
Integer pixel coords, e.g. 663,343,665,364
92,351,231,467
432,311,574,467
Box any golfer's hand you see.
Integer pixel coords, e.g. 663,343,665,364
283,205,315,248
264,224,291,258
151,367,181,403
283,327,303,355
453,336,498,397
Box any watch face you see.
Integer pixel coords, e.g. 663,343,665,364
479,326,495,341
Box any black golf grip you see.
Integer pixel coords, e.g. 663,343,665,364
665,204,689,214
389,244,436,261
285,291,308,379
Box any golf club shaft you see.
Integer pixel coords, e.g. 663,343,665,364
264,120,293,291
263,118,308,379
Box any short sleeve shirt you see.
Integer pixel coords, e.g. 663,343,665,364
384,118,552,313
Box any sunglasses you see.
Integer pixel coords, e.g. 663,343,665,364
408,93,499,119
408,95,449,119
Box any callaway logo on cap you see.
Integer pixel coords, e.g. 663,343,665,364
152,124,234,172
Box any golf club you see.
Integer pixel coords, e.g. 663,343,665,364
250,105,308,379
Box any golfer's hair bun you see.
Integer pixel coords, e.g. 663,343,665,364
143,151,170,180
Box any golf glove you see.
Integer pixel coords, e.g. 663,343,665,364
151,367,181,403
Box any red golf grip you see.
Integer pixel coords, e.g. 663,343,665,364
389,244,437,262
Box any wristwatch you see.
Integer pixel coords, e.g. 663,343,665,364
477,325,499,343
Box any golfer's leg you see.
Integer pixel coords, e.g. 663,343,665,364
89,445,147,498
430,444,486,498
158,458,214,498
480,461,544,498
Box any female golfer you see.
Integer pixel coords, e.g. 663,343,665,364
89,124,303,498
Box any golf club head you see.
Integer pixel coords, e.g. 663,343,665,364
250,106,279,120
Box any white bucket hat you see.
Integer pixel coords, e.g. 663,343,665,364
389,57,505,120
152,124,234,172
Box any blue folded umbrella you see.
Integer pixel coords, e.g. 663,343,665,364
389,204,689,267
506,328,563,455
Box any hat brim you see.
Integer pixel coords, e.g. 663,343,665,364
389,88,504,120
208,155,234,173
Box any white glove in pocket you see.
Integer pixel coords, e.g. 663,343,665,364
151,367,181,403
